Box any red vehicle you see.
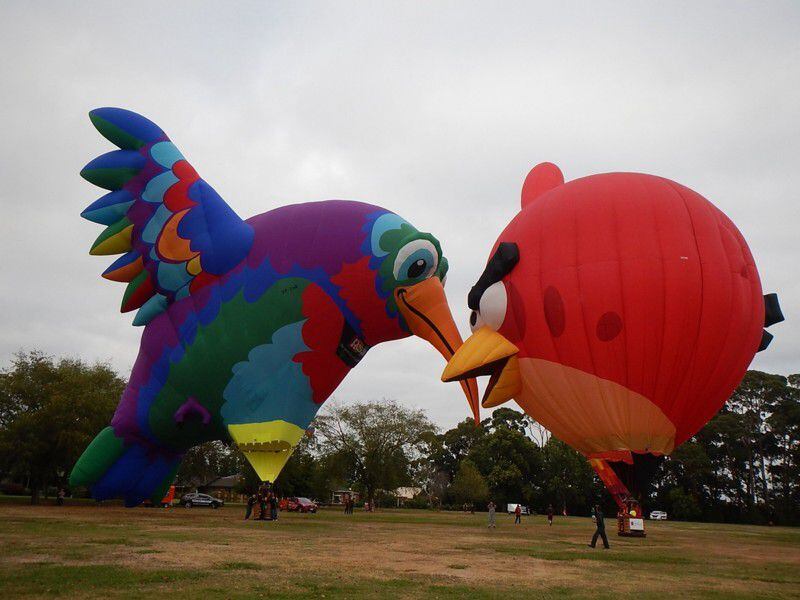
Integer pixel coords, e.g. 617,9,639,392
279,496,318,513
142,485,175,508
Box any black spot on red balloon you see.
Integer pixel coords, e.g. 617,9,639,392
543,286,565,337
596,311,623,341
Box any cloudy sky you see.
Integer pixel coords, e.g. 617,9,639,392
1,1,797,430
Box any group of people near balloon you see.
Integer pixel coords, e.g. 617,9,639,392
244,484,279,522
68,108,784,523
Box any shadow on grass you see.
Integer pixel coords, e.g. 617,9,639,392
86,537,149,547
216,561,262,571
494,545,693,564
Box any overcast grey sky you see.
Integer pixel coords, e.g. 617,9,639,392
1,1,797,429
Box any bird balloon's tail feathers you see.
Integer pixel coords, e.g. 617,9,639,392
79,107,253,326
69,426,181,507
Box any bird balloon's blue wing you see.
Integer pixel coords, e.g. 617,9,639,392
80,107,254,325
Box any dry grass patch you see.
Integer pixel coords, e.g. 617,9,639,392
0,503,797,599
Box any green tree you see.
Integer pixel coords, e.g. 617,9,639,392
467,410,542,507
653,370,800,524
416,417,485,506
667,487,702,521
488,407,529,434
448,459,488,506
0,351,125,503
539,438,599,516
315,400,435,506
433,417,485,478
766,374,800,522
176,440,241,488
274,435,335,501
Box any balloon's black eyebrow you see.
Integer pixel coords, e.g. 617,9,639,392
467,242,519,310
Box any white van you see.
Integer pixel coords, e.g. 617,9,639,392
507,503,530,515
649,510,668,520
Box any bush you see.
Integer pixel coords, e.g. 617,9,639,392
667,488,702,521
449,460,489,506
402,495,431,509
373,490,398,508
1,482,26,495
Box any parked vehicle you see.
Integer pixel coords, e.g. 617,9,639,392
649,510,668,520
280,496,318,513
506,503,530,515
180,492,224,509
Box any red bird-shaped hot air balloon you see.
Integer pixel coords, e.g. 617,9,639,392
444,162,784,512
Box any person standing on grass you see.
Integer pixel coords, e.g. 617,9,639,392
257,485,268,520
244,494,256,520
547,504,554,526
56,488,65,506
487,501,497,528
589,504,610,549
514,504,522,524
269,492,279,521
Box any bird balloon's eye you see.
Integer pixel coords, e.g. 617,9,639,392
478,282,507,331
469,310,485,333
393,239,439,281
408,259,427,278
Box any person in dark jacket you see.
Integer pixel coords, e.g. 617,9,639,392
244,494,256,520
589,504,610,549
546,504,554,526
269,493,279,521
257,484,269,520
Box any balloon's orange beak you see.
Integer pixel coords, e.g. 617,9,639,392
442,326,521,408
395,277,480,422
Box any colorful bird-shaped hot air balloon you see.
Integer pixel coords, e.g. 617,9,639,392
443,162,784,508
70,108,478,506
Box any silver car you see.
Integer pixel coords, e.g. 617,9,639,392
180,492,224,509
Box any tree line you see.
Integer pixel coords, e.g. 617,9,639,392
1,351,798,524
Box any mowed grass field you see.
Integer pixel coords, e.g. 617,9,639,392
0,502,798,599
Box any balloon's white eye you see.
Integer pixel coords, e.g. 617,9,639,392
393,239,438,282
478,282,507,331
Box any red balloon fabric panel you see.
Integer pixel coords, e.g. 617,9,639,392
495,171,763,457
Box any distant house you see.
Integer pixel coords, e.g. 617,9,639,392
395,487,422,499
198,474,243,503
331,489,360,505
394,487,422,507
